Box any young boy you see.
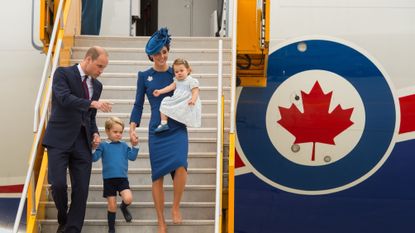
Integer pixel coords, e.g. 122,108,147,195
93,117,139,233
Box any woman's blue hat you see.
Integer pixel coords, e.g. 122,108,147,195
145,27,171,55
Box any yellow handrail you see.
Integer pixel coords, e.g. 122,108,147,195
228,0,270,231
26,152,49,233
227,133,235,233
236,0,270,87
39,0,63,52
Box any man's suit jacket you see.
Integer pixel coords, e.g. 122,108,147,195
43,64,103,150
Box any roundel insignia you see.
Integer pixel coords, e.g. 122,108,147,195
236,38,398,195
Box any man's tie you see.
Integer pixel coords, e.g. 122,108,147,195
82,76,90,100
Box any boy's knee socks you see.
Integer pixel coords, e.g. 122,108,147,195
120,200,133,222
107,211,116,230
121,200,129,208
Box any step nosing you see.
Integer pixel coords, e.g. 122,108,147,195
96,113,229,116
73,47,232,52
48,185,217,190
100,98,230,102
97,126,229,131
70,59,232,64
43,201,215,206
91,168,217,173
100,73,232,76
102,85,231,90
41,219,215,225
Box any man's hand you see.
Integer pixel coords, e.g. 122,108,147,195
91,101,112,112
92,133,100,149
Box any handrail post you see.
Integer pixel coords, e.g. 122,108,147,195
215,39,224,233
31,0,43,51
30,174,36,215
33,0,65,133
129,0,133,36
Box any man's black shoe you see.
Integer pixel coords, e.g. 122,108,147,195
56,224,65,233
120,203,132,222
108,229,115,233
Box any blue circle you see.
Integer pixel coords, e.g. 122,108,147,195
236,40,396,191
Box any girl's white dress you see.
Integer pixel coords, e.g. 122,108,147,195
159,75,202,127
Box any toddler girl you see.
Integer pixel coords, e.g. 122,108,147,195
153,58,202,133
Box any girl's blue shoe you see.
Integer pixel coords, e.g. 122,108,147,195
154,124,169,133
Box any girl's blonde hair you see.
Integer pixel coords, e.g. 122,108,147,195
105,117,125,131
172,58,191,74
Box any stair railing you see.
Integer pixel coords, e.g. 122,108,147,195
228,0,238,231
13,0,73,232
215,39,224,233
31,0,43,51
34,0,66,133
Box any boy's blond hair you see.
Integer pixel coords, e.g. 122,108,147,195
105,117,124,131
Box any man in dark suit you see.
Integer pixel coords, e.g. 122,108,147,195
43,46,112,233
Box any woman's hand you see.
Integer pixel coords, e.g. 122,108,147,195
153,89,161,97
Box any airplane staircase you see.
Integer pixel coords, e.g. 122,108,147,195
37,35,231,233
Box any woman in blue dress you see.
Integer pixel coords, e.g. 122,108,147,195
129,28,187,233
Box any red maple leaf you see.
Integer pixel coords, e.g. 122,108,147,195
277,81,354,161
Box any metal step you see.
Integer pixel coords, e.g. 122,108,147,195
97,128,229,144
87,169,228,190
92,153,217,169
100,85,231,99
71,59,232,73
72,47,232,61
74,35,231,49
96,132,229,149
98,73,231,87
99,99,230,113
46,185,216,202
88,168,216,186
40,219,214,233
96,113,230,129
44,201,215,220
102,137,218,153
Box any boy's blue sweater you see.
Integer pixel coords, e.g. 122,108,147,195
92,140,139,179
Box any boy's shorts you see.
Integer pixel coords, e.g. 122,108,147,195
103,178,130,198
